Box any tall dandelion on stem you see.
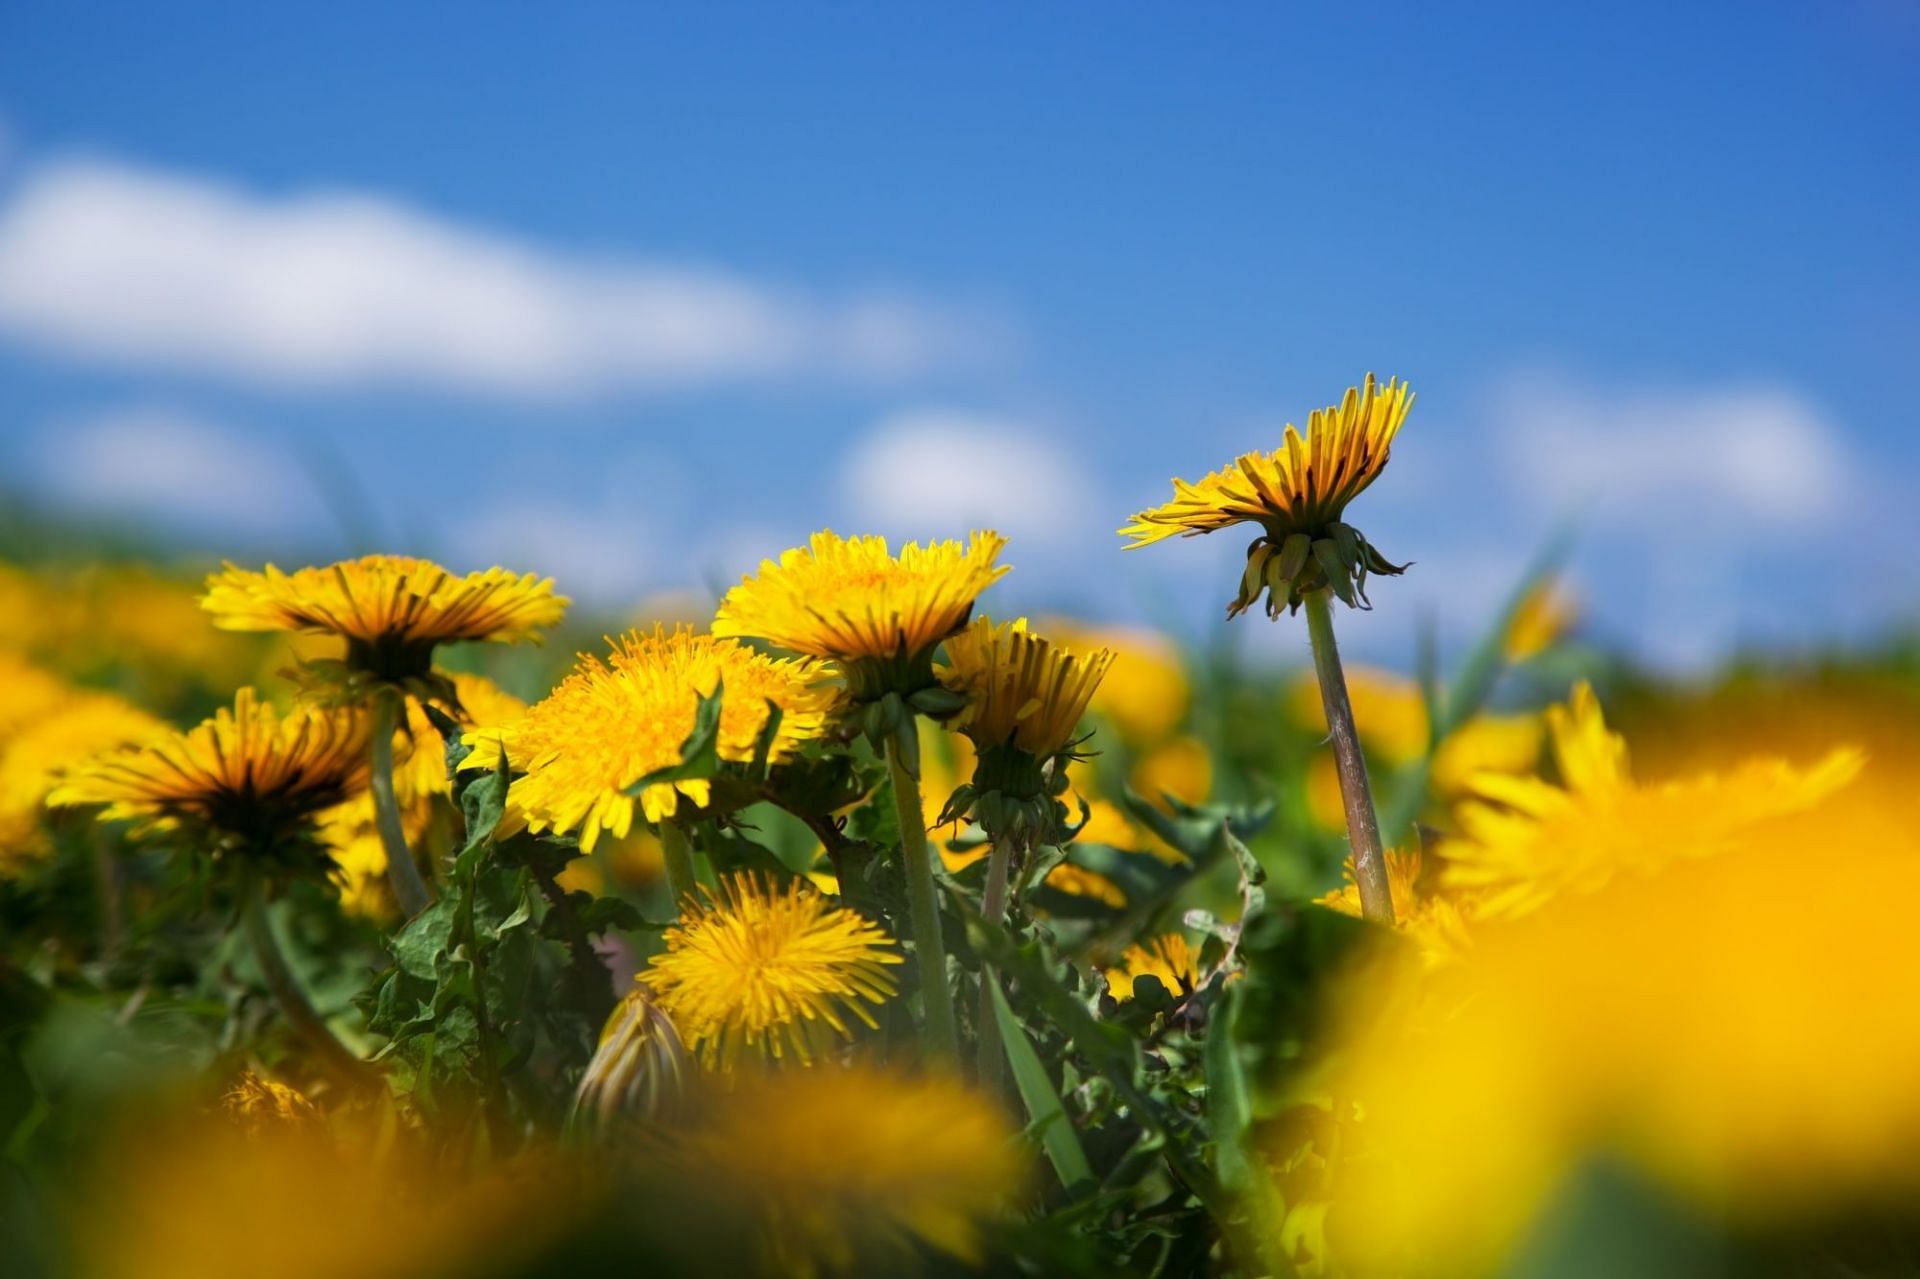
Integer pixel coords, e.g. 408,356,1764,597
201,555,568,917
1121,375,1413,922
49,688,375,1080
938,615,1115,1086
714,530,1010,1062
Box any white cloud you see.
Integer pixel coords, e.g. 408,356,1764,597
33,405,320,535
0,158,1002,397
1497,372,1854,529
840,407,1092,550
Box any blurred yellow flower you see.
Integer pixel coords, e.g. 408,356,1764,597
1130,734,1213,810
461,627,835,849
49,688,370,863
939,616,1115,759
221,1071,323,1134
677,1065,1020,1273
1442,682,1861,920
1326,787,1920,1275
1044,861,1128,907
0,651,77,740
1291,665,1429,764
0,690,168,871
1120,375,1412,617
642,872,901,1069
201,554,566,678
712,529,1008,694
1043,619,1190,744
1105,932,1201,1000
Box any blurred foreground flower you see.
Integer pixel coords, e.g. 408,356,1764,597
676,1065,1021,1275
641,871,901,1069
1442,681,1861,919
1324,781,1920,1275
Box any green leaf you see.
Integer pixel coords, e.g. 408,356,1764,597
458,752,511,862
990,979,1095,1196
747,698,784,778
624,681,724,794
390,898,458,981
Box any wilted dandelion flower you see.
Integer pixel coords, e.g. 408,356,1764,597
201,554,566,685
1105,932,1201,1000
642,872,901,1069
677,1065,1020,1273
1442,681,1861,919
49,687,370,870
1121,374,1412,617
713,530,1008,700
461,627,835,850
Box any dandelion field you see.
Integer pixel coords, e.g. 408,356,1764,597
4,379,1920,1279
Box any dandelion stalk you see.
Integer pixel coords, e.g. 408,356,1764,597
974,836,1014,1091
369,689,432,917
659,820,699,915
1303,589,1395,923
240,877,369,1085
886,735,959,1063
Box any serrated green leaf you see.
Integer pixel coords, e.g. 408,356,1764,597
624,681,724,794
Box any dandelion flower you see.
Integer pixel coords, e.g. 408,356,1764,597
642,872,901,1069
201,554,566,683
1121,374,1412,617
940,616,1114,760
1105,932,1201,1000
678,1065,1020,1273
713,530,1008,699
1042,620,1190,745
461,628,835,850
222,1072,323,1134
49,687,370,870
1442,681,1862,920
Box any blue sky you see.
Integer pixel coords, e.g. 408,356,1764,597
1,2,1915,668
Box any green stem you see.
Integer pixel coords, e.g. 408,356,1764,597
974,837,1015,1092
241,879,370,1085
1303,589,1395,924
659,821,698,915
885,734,959,1063
370,691,432,918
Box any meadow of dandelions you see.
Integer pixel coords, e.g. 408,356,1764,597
4,377,1920,1277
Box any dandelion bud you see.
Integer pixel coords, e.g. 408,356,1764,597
573,985,690,1126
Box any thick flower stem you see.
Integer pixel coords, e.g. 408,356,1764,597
974,837,1014,1092
886,735,960,1063
241,879,369,1085
1303,589,1396,924
659,821,699,916
370,690,432,918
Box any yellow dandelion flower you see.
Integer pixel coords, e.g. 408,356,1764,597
1317,847,1474,965
1442,681,1862,920
1121,374,1412,617
0,652,77,740
642,872,902,1069
0,690,168,872
461,628,834,850
201,554,567,680
1105,932,1201,1000
939,616,1114,760
712,530,1009,697
49,688,371,866
678,1065,1020,1272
